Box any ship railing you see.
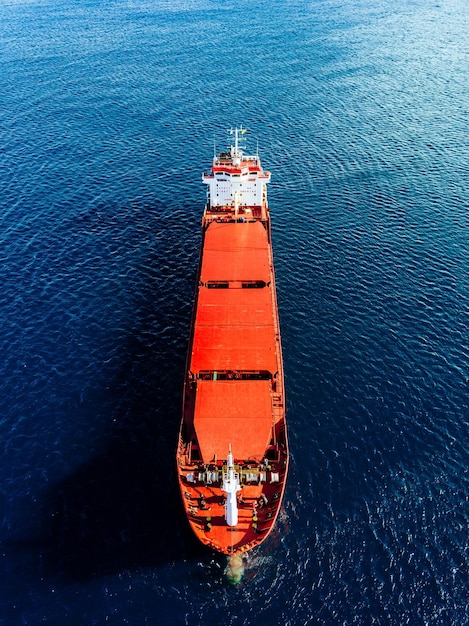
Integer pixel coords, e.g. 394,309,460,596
271,397,284,425
204,205,263,215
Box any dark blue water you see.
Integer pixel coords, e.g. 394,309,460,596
1,0,468,624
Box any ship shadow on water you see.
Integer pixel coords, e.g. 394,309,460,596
27,208,208,582
41,388,207,582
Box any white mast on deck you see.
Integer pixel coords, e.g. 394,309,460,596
222,445,241,526
229,125,246,164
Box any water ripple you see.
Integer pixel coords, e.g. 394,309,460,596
1,0,468,624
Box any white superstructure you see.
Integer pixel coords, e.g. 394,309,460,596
202,126,271,216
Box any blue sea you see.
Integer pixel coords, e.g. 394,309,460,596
1,0,468,624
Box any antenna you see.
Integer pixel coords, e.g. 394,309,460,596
228,125,247,160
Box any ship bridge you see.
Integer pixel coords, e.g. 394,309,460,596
202,128,270,212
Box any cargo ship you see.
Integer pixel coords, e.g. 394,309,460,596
177,127,288,555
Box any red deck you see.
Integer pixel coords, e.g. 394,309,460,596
190,288,277,373
194,380,272,461
199,221,270,284
191,220,277,375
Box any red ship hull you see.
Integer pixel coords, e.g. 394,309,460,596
177,130,288,554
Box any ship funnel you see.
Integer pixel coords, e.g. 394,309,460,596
222,446,241,526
